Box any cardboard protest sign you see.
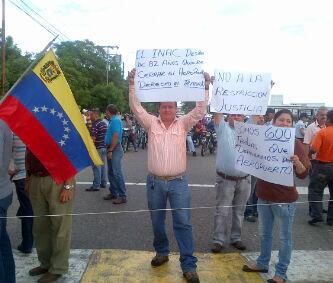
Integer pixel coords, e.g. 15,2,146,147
210,70,271,115
234,121,295,186
135,49,205,102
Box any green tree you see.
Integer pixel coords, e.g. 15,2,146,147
181,101,196,114
54,40,127,110
0,35,32,95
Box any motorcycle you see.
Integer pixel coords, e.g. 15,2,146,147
122,128,130,152
201,130,217,156
136,127,148,149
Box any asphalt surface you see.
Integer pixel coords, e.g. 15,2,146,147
7,148,333,254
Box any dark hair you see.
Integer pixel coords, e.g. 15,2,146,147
299,112,308,119
106,104,118,115
327,110,333,123
265,108,275,115
273,109,293,123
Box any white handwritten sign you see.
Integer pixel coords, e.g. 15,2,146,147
210,70,271,115
135,49,205,102
234,122,295,186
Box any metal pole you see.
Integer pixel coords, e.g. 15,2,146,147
2,0,6,96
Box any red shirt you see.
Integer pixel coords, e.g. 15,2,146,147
256,139,310,203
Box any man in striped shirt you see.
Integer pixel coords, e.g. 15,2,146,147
8,134,33,253
129,68,210,283
87,108,108,191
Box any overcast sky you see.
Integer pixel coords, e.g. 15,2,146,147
3,0,333,106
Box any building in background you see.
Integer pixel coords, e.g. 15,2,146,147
269,94,331,119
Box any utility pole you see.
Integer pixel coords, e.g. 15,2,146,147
1,0,6,96
98,45,119,85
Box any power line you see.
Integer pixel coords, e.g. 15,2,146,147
17,0,71,41
8,0,57,37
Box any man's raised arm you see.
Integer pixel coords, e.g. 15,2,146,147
180,72,210,132
128,69,154,130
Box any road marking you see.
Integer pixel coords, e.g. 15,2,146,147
76,182,329,195
15,249,333,282
81,249,262,283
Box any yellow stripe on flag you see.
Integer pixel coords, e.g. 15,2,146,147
32,50,102,166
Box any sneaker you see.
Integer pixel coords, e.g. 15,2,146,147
231,241,246,250
112,197,127,204
151,255,169,267
192,151,197,157
183,271,200,283
37,272,61,283
86,187,99,191
29,266,48,276
211,243,223,253
100,184,107,188
103,193,116,200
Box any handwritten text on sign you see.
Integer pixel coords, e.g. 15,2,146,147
234,122,295,186
135,49,205,102
210,71,271,115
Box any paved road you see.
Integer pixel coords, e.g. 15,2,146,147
7,148,333,253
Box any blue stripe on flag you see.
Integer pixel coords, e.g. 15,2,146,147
11,72,92,171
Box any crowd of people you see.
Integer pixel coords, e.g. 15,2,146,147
1,70,333,283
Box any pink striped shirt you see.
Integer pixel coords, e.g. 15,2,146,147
129,85,208,176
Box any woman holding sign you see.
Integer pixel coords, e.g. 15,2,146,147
243,109,310,283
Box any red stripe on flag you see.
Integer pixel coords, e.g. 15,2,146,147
0,95,77,184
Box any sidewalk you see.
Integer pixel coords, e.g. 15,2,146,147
15,249,333,283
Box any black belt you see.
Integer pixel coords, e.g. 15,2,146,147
317,161,333,165
216,171,249,181
31,171,50,177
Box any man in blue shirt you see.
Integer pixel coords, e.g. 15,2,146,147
104,104,126,204
211,113,251,253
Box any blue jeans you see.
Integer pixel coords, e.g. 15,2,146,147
107,144,126,198
14,179,33,251
256,199,296,281
186,135,195,152
92,147,107,189
0,193,15,283
146,174,197,272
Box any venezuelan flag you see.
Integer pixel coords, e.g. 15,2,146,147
0,50,102,184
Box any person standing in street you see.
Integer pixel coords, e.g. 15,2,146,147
26,149,76,283
308,109,333,226
8,134,34,253
304,107,328,217
129,68,210,283
243,109,310,283
87,108,108,191
103,104,127,204
0,119,15,283
211,113,251,252
295,113,308,142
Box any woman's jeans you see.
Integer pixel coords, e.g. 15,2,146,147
256,199,296,281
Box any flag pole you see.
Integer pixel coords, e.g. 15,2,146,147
0,34,59,105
